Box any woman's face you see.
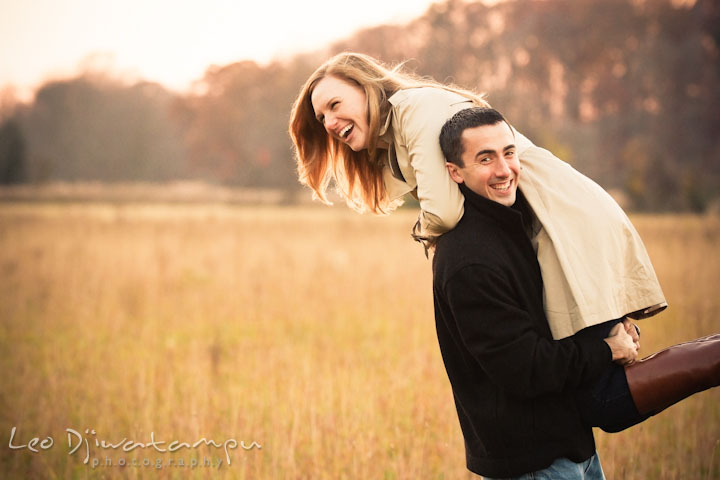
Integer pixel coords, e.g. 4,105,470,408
310,75,370,152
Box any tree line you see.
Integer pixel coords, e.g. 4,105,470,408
1,0,718,211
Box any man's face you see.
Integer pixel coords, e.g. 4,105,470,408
446,121,520,207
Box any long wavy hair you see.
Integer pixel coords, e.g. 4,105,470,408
289,52,489,214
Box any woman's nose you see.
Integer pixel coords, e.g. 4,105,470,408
323,113,337,131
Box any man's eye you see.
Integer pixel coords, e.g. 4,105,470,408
330,101,339,109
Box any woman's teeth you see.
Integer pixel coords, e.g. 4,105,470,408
340,124,353,138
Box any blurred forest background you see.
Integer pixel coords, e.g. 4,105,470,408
1,0,718,211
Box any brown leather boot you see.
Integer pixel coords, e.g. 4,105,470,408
625,334,720,415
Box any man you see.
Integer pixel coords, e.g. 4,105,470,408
433,107,638,479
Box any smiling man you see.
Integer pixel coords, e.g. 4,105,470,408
445,119,519,206
432,107,638,479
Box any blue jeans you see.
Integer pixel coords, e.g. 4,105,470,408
484,452,606,480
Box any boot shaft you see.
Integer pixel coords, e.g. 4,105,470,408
625,334,720,415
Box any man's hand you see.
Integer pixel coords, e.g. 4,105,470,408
604,322,639,365
622,318,640,352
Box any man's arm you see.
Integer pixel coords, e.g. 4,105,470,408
441,264,616,398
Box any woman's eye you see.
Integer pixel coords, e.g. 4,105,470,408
331,101,339,109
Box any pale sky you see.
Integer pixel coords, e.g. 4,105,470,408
0,0,439,98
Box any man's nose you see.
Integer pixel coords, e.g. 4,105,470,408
494,157,512,177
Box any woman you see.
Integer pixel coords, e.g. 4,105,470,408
288,52,719,431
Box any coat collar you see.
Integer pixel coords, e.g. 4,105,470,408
378,90,413,200
378,95,396,138
378,89,409,138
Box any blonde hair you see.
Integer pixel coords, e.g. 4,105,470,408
289,52,489,214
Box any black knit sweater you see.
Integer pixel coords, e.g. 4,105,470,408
432,184,612,478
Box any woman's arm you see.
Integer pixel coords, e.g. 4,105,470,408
393,90,472,239
394,92,535,242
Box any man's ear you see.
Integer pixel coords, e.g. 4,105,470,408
446,162,464,184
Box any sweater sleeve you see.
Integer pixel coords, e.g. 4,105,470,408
442,264,612,398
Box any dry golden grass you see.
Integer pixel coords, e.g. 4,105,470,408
0,203,718,479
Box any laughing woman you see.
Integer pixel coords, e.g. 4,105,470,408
288,52,720,433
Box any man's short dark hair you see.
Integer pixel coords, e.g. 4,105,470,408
439,107,511,167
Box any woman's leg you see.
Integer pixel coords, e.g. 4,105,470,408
575,361,651,433
574,319,650,432
625,334,720,415
575,321,720,432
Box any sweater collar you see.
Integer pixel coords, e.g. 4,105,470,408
459,183,527,231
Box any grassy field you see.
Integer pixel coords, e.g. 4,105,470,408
0,202,718,479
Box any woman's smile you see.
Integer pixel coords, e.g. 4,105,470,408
310,75,370,151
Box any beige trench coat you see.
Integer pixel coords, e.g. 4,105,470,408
379,87,667,339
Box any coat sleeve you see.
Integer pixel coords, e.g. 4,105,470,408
393,93,471,238
441,264,612,398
